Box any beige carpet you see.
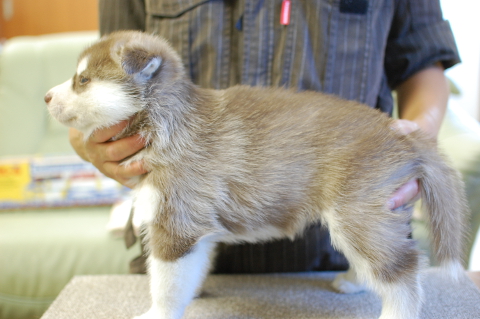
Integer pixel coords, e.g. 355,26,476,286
41,269,480,319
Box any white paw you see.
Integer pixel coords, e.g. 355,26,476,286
133,308,162,319
332,272,366,294
133,307,183,319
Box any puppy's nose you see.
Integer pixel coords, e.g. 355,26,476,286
44,93,52,104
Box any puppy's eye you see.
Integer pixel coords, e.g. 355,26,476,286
79,76,90,84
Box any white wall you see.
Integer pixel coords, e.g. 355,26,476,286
441,0,480,120
440,1,480,271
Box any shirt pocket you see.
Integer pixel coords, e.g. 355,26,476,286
146,0,214,19
325,0,391,106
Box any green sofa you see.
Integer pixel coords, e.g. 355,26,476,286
0,32,141,319
0,32,479,319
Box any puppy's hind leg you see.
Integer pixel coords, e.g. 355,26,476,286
343,239,422,319
326,206,423,319
374,272,423,319
332,267,366,294
135,232,216,319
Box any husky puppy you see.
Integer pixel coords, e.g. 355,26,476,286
45,31,467,319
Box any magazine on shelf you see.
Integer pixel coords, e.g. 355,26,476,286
0,154,130,210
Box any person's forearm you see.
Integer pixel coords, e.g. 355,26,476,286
396,62,450,139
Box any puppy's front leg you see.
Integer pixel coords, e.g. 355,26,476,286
134,237,215,319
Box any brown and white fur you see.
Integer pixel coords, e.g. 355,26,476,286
45,31,468,319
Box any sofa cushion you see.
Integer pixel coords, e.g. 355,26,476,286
0,208,141,319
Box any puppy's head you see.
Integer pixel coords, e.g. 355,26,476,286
44,31,185,138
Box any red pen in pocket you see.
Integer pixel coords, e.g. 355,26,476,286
280,0,291,25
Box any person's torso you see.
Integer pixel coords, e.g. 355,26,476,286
144,0,395,113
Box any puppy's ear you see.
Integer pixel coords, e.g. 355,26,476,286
121,48,162,82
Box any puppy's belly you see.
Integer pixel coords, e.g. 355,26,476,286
218,218,311,244
218,225,286,244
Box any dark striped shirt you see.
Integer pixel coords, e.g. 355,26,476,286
99,0,460,273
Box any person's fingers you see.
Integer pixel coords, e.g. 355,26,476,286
390,119,420,135
69,120,149,188
85,134,146,164
85,134,148,187
102,160,149,188
89,120,129,143
388,178,421,210
103,135,147,162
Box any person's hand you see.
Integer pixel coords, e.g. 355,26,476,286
388,119,421,210
69,121,148,188
389,119,419,135
388,178,420,210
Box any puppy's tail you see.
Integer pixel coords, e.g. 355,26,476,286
418,143,469,281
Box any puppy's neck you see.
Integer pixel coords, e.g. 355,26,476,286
122,80,216,165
